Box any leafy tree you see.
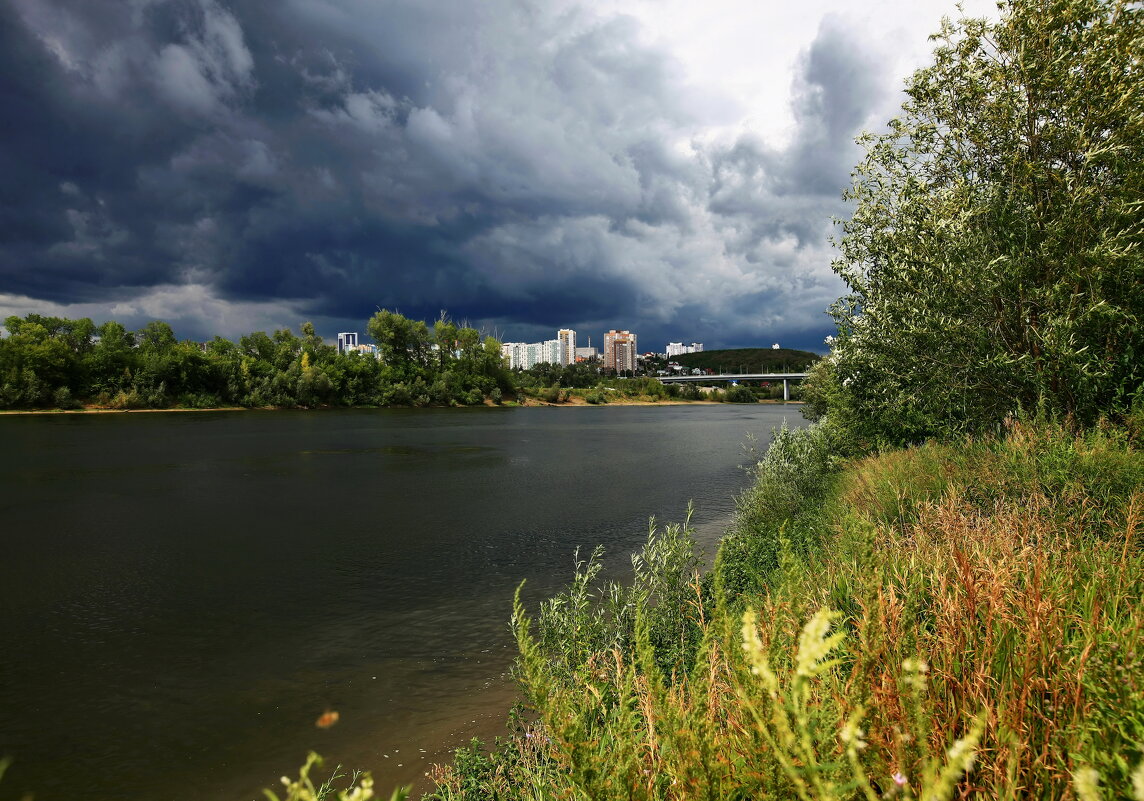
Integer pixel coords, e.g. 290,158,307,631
239,331,270,362
1,315,79,405
137,320,177,353
272,328,302,372
828,0,1143,445
367,309,432,382
83,321,135,396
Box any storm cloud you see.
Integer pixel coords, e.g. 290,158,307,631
0,0,910,349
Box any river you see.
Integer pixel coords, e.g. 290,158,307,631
0,404,807,800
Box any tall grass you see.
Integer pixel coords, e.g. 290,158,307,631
424,421,1143,799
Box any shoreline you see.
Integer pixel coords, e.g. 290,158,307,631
0,398,802,415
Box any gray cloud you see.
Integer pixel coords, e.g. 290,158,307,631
0,0,892,349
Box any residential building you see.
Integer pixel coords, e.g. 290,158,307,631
557,328,577,367
337,332,359,354
502,339,561,370
666,342,704,357
575,346,598,361
529,339,561,368
501,342,527,369
603,329,637,373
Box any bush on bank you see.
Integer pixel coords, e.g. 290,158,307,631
420,418,1143,800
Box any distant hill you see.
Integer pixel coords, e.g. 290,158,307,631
672,348,820,374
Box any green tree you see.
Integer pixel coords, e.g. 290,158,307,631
0,314,79,405
240,331,277,365
829,0,1144,445
137,320,177,353
367,310,432,382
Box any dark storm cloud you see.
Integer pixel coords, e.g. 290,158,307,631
0,0,891,349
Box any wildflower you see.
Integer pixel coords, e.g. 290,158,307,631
740,610,779,696
902,658,928,674
892,771,908,786
795,608,845,678
839,709,866,751
946,732,978,773
902,658,929,692
1072,767,1100,801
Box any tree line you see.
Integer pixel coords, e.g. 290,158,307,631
0,310,512,410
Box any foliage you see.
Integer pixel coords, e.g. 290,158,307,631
514,360,602,389
0,310,509,410
723,384,758,403
517,375,702,405
718,422,840,597
828,0,1144,446
429,421,1144,800
517,510,706,688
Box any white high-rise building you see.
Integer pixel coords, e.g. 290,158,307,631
502,339,561,369
337,332,359,354
557,328,577,366
526,340,560,368
666,342,704,357
501,342,528,369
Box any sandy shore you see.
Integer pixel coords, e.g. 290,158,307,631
0,398,800,415
0,405,251,415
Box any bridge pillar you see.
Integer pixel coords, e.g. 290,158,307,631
783,379,789,401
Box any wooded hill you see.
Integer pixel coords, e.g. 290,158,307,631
672,347,820,374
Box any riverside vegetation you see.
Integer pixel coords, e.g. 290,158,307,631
411,0,1143,798
267,1,1143,796
0,312,789,411
0,310,513,410
272,415,1144,800
2,0,1140,798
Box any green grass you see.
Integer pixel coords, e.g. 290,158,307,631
423,421,1144,799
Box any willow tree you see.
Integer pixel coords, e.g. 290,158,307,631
827,0,1143,444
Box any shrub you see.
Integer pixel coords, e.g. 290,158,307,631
724,384,757,403
717,422,840,597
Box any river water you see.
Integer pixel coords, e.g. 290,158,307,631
0,404,807,800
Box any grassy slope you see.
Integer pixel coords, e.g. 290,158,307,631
422,422,1144,800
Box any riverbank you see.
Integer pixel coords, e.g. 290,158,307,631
0,398,802,414
414,420,1144,800
0,405,251,414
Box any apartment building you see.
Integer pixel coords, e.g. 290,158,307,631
557,328,576,367
603,329,637,372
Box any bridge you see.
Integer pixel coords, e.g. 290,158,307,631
657,372,809,401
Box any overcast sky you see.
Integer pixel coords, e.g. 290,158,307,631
0,0,996,351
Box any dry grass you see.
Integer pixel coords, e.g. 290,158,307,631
428,423,1144,800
